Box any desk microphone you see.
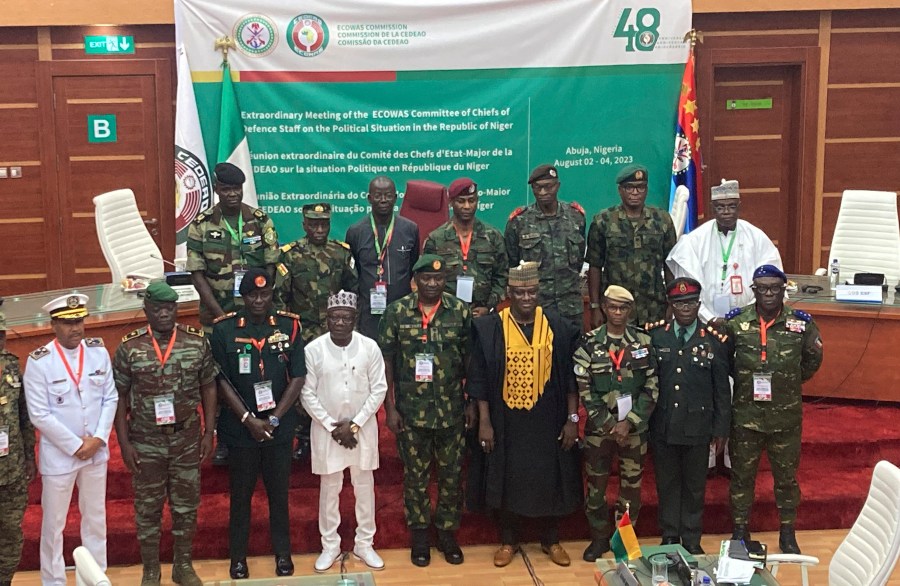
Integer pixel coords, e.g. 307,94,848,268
150,254,183,270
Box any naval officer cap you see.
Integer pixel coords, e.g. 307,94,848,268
43,293,90,320
214,162,246,186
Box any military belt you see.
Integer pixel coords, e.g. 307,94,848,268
132,412,199,436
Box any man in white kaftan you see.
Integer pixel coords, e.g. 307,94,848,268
301,290,387,573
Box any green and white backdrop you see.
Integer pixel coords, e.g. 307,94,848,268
174,0,692,254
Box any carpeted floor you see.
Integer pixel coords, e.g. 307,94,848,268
17,398,900,570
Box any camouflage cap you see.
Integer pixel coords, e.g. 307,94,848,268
528,164,558,185
144,281,179,303
616,164,649,184
214,162,245,186
604,285,634,304
239,267,272,296
666,277,702,301
448,177,477,200
302,202,332,219
412,254,445,274
508,261,539,287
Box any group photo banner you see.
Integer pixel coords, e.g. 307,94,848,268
175,0,692,245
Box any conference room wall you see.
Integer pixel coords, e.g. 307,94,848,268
0,8,899,294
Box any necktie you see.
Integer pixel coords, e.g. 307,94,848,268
679,329,689,348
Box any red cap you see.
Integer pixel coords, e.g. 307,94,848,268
448,177,476,200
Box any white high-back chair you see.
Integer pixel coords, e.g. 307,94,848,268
74,546,112,586
93,189,164,284
828,190,900,284
669,185,690,240
768,460,900,586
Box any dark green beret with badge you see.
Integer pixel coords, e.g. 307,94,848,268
302,202,332,219
616,164,649,184
412,254,445,274
144,281,179,303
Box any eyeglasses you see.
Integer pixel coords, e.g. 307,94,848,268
671,300,700,310
713,203,739,212
326,315,355,325
532,181,559,194
621,183,648,194
604,304,631,314
751,285,786,295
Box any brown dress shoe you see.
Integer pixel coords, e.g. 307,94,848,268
541,543,571,567
493,544,519,567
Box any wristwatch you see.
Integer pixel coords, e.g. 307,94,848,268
568,413,580,423
589,302,601,309
350,423,361,434
268,415,280,428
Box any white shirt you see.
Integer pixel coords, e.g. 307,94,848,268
23,339,118,475
666,218,783,321
301,331,387,475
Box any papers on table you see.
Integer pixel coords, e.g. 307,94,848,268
715,540,757,584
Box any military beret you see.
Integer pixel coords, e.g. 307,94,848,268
239,267,272,296
412,254,445,274
302,202,332,219
753,264,787,282
667,277,702,301
604,285,634,303
528,164,558,185
448,177,477,200
214,162,245,186
144,281,179,303
616,164,649,184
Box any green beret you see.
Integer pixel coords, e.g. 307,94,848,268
616,164,649,184
303,202,332,219
412,254,445,274
144,281,179,303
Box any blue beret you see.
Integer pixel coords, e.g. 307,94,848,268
752,264,787,282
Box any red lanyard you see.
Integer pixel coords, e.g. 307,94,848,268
53,340,84,391
608,347,626,382
759,318,775,362
249,337,267,379
456,228,473,271
149,328,177,368
418,300,442,342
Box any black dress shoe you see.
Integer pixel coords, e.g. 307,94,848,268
660,537,680,545
779,525,801,554
437,530,464,565
275,555,294,576
411,528,431,567
229,559,249,580
582,539,610,562
684,543,705,555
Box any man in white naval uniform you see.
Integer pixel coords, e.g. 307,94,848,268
301,290,387,573
666,178,782,475
23,294,118,586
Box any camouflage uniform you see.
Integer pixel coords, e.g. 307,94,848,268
273,237,357,345
586,205,677,325
725,305,823,525
423,219,508,310
505,201,586,324
0,348,35,583
378,292,471,530
112,324,218,577
186,203,279,328
574,325,658,537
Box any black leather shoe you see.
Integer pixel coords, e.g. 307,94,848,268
437,530,464,565
582,539,610,562
660,537,680,546
229,559,249,580
410,528,431,567
275,555,294,576
779,525,801,554
684,543,705,555
731,524,751,543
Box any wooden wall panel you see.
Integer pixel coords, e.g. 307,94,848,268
696,12,821,30
826,88,900,138
823,142,900,193
829,32,900,84
832,8,900,26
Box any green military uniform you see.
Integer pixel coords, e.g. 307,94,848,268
379,291,471,530
574,324,658,537
186,203,279,327
725,304,823,525
423,218,508,310
0,337,36,584
586,205,677,325
505,201,585,324
274,237,357,344
648,319,731,548
113,323,217,570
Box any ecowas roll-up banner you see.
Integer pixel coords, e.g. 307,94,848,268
174,0,691,244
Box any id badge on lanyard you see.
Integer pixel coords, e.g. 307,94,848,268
415,353,434,382
753,372,773,401
455,276,474,303
254,380,276,412
0,426,8,457
154,394,176,425
233,270,246,298
370,287,387,315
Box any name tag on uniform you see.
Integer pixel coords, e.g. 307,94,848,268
631,347,648,360
254,380,276,412
785,319,806,333
0,426,8,457
242,235,261,245
616,394,632,422
239,349,252,374
154,394,176,425
753,372,773,401
233,269,246,298
370,289,387,314
415,353,434,382
456,276,474,303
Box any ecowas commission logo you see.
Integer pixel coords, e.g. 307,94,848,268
234,14,278,57
175,148,211,233
287,13,329,57
614,7,661,52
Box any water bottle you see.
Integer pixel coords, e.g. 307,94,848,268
830,258,840,289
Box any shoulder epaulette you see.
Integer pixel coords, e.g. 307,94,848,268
725,307,742,320
508,206,526,221
121,327,147,343
705,323,728,343
644,319,666,331
279,242,295,253
338,240,350,249
276,310,301,321
193,209,211,224
254,208,265,219
84,338,104,347
213,311,237,324
178,324,205,337
792,309,812,322
570,201,585,215
29,346,50,360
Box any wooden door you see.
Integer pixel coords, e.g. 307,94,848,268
708,65,802,272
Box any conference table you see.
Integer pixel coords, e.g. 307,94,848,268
3,283,200,362
595,554,778,585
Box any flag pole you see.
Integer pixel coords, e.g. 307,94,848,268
214,36,236,66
